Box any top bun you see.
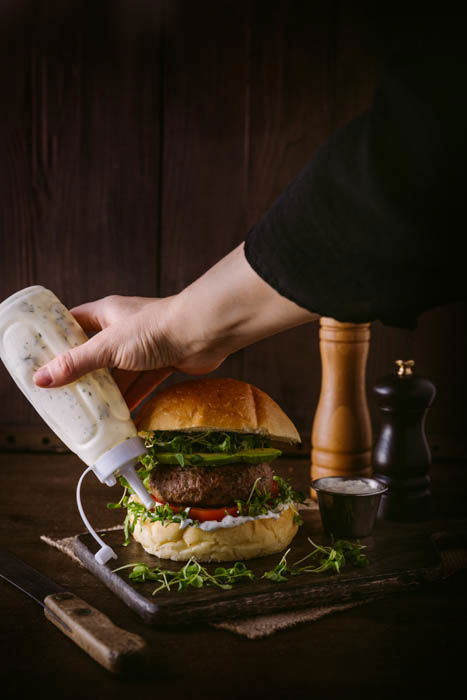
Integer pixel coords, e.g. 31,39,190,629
135,377,301,444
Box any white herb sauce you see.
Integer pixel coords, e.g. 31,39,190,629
317,478,380,495
153,501,290,531
0,286,136,465
186,504,290,531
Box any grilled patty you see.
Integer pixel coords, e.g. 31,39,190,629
149,462,274,507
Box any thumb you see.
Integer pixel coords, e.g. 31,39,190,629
33,332,111,388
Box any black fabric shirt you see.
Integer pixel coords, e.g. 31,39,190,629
245,10,467,328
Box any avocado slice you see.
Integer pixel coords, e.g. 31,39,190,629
236,448,282,464
152,447,282,467
152,452,235,466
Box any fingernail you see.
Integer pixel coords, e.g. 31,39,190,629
34,368,52,387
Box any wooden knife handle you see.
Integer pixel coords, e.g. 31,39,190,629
44,592,147,673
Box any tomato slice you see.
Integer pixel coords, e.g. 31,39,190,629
189,505,239,522
151,494,239,522
150,478,279,522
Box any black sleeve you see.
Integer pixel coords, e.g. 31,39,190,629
244,11,467,329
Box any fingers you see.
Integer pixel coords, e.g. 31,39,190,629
33,332,110,388
124,368,173,411
70,296,156,333
70,302,106,333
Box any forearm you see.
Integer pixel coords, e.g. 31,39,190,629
165,242,318,367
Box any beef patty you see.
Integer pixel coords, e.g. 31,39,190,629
148,462,274,507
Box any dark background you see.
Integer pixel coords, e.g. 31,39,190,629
1,0,466,457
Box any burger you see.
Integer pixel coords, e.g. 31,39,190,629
115,377,304,562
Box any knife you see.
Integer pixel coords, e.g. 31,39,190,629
0,547,147,673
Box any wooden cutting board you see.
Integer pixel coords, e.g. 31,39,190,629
72,509,444,625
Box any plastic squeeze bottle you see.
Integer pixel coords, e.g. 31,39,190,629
0,285,155,564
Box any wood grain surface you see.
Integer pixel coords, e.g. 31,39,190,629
1,449,466,697
0,1,466,457
44,591,147,673
71,508,444,625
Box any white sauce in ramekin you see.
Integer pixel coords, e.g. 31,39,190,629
317,478,380,495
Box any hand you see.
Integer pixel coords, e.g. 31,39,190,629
32,294,231,410
33,244,318,409
32,295,168,409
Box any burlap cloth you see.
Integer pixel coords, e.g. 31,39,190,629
41,515,467,640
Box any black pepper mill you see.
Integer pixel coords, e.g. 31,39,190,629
373,360,436,521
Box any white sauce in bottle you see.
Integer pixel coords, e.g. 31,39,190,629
0,286,135,465
0,286,153,564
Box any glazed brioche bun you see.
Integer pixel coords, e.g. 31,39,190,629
130,497,299,562
135,376,301,444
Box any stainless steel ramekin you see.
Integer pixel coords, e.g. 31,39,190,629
312,477,388,538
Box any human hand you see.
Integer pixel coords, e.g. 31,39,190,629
30,295,165,409
32,292,232,409
33,244,317,409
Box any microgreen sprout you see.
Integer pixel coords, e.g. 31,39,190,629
262,537,368,581
235,476,305,518
113,539,368,595
113,558,256,594
142,430,271,456
106,486,128,510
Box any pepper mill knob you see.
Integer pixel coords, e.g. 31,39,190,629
372,359,436,521
395,359,414,376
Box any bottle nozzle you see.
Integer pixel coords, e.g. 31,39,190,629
92,436,154,510
119,464,154,510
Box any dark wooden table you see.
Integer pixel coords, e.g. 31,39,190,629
1,451,466,699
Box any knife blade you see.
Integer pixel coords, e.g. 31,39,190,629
0,548,147,673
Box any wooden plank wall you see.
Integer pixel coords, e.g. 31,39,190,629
0,1,466,457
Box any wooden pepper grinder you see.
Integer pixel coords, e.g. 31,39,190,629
311,318,372,498
372,360,436,521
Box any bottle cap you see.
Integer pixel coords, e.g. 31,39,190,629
76,437,155,567
92,436,154,510
94,544,118,566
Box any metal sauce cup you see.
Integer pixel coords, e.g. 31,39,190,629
312,477,388,538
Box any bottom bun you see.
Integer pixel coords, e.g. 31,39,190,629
131,506,299,562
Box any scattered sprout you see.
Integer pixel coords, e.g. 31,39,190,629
113,539,369,595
